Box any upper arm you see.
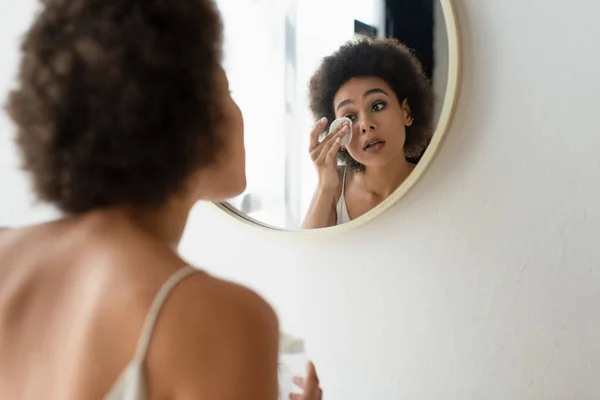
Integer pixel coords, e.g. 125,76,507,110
0,228,13,248
147,275,280,400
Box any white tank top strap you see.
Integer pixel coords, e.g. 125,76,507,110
335,167,352,225
132,266,199,362
340,166,348,193
104,266,200,400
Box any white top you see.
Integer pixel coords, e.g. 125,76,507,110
335,167,352,225
104,266,199,400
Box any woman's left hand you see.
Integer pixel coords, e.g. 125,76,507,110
290,362,323,400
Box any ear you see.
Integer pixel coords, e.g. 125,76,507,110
402,99,414,126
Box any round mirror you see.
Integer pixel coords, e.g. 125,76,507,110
215,0,460,231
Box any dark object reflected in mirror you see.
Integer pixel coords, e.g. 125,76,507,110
354,20,378,38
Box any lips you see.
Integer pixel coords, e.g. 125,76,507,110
363,137,386,150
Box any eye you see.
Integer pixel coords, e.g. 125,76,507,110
372,101,386,112
344,114,357,122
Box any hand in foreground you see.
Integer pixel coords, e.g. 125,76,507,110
290,361,322,400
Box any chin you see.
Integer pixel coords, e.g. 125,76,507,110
195,172,246,202
232,176,247,197
218,176,247,201
352,148,405,167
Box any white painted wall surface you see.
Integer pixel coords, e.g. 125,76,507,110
2,1,600,399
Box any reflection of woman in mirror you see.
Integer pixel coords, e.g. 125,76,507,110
302,37,435,229
0,0,321,398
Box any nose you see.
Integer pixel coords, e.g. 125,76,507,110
360,120,376,134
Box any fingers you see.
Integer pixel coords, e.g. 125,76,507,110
305,361,320,390
290,388,322,400
291,361,322,400
309,117,351,153
316,136,341,165
325,120,351,145
312,124,349,165
325,136,341,163
317,125,348,163
309,117,328,150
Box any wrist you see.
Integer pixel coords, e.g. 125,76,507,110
315,184,337,200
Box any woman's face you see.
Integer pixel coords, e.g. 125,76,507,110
194,67,246,201
334,76,413,168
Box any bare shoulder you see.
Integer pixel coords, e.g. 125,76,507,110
174,273,279,332
0,227,13,240
0,227,8,244
0,227,27,260
147,272,280,399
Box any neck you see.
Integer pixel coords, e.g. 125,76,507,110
129,200,192,250
89,196,193,250
359,156,415,199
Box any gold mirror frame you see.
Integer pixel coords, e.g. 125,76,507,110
213,0,462,236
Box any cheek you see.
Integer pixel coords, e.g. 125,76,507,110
226,101,244,148
235,106,245,146
383,114,407,142
347,132,361,152
216,105,244,161
395,123,407,139
345,141,364,161
390,128,407,150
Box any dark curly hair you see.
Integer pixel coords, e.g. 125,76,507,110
309,37,435,172
5,0,224,214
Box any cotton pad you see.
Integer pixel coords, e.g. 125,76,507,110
328,117,353,147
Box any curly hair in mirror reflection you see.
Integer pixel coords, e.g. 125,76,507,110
308,37,435,172
5,0,223,214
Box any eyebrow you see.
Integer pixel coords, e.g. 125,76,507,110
336,88,390,111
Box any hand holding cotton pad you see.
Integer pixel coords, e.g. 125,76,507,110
318,117,353,146
328,117,353,147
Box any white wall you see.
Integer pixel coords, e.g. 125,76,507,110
2,1,600,400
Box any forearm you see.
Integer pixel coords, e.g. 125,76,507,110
301,187,337,229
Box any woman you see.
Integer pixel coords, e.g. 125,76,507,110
302,37,435,229
0,0,321,399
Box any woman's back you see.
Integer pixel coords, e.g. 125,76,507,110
0,0,291,397
0,213,280,399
